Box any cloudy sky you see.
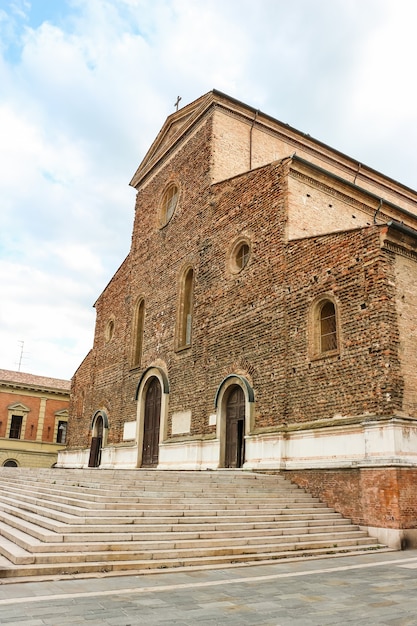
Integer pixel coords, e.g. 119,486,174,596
1,0,416,380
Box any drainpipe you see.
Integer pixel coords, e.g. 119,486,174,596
386,220,417,239
373,199,383,224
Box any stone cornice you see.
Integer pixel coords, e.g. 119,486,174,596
0,381,69,398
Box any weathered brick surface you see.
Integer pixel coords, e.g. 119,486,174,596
67,351,94,448
68,114,411,447
285,226,403,422
68,126,291,444
287,468,417,530
395,254,417,417
64,93,417,535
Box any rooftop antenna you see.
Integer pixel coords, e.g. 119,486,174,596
16,340,28,372
174,96,182,111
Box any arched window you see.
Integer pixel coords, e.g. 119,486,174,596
177,267,194,349
311,297,339,357
160,184,179,226
105,317,115,343
3,459,18,467
320,300,337,352
235,242,250,271
132,298,145,367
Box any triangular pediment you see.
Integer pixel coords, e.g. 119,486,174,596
130,91,216,188
7,402,30,412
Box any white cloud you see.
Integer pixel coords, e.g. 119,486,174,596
0,0,416,378
0,259,96,377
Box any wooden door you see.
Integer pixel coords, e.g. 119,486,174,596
142,378,161,467
225,386,245,468
88,416,103,468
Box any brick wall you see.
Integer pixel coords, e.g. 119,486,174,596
41,398,69,442
287,468,417,531
395,254,417,418
0,391,67,443
0,392,40,439
285,226,403,422
67,351,94,448
68,106,411,454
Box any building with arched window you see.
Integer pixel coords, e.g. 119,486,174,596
0,369,70,467
59,91,417,549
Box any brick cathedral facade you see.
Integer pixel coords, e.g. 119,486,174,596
59,91,417,549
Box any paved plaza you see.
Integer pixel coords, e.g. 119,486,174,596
0,550,416,625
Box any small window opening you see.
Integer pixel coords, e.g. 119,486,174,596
9,415,23,439
105,318,115,342
57,421,67,444
161,184,179,225
236,243,250,270
178,268,194,349
132,298,145,367
320,301,337,352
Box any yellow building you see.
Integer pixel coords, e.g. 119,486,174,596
0,369,70,468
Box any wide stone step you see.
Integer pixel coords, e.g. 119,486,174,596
0,532,376,566
55,519,354,541
0,502,352,536
0,479,298,499
0,487,322,510
0,468,290,495
0,468,303,495
0,516,370,555
0,542,392,579
0,513,62,544
0,468,388,579
0,496,332,522
0,499,345,531
0,545,390,577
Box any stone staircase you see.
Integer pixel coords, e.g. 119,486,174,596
0,467,389,580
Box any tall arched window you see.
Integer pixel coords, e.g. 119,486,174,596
177,267,194,349
310,296,340,358
320,300,337,353
132,298,145,367
160,184,179,227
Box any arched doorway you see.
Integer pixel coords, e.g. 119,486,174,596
88,414,104,467
142,377,161,467
225,386,246,468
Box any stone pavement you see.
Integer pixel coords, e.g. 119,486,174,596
0,550,416,625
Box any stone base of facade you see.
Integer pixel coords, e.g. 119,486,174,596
1,444,66,468
58,414,417,470
363,527,417,551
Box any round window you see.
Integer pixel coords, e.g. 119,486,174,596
229,239,251,274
